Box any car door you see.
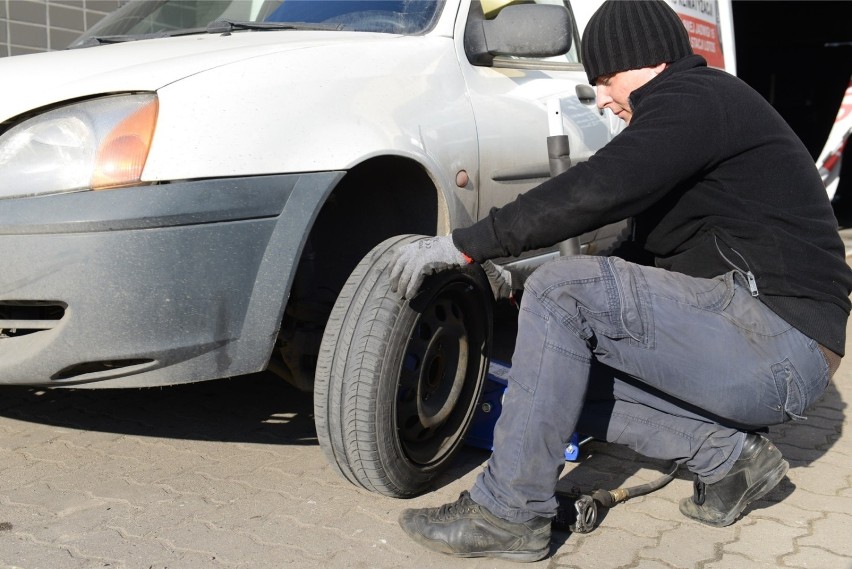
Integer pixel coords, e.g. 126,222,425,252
456,0,626,257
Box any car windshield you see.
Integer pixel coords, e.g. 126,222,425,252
72,0,445,46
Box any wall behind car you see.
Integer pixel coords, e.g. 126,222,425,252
0,0,121,57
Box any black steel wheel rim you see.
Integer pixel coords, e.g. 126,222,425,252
395,280,487,466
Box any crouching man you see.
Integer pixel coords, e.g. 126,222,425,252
388,0,852,562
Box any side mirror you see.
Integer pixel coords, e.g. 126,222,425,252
465,2,573,66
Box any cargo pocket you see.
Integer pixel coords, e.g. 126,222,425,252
771,358,808,422
608,257,650,345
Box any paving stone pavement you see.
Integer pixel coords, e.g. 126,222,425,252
2,244,852,569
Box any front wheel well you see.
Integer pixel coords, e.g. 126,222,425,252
271,156,440,391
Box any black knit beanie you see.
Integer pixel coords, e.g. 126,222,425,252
581,0,693,85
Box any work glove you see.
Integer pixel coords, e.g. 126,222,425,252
388,235,470,299
482,261,514,301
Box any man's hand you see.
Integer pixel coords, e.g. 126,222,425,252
388,236,470,299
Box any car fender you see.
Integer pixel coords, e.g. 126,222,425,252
145,36,478,213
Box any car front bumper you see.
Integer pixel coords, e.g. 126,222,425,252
0,172,343,387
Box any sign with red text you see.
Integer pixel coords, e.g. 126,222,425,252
669,0,726,70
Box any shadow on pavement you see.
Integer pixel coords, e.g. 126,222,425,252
0,371,318,446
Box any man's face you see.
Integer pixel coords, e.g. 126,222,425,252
594,64,665,124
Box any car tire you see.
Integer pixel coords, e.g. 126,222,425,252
314,234,493,497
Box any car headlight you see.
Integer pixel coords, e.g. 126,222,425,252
0,93,158,199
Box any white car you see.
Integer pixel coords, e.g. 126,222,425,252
0,0,624,497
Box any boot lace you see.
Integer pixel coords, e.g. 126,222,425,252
435,491,478,519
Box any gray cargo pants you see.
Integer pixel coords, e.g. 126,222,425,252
470,255,831,523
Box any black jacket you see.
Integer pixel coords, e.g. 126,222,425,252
453,55,852,355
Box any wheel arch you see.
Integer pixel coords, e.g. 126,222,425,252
271,154,449,391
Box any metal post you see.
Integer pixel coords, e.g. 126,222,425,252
547,98,580,256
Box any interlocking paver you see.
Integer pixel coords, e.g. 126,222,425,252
782,548,852,569
724,518,807,560
796,512,852,557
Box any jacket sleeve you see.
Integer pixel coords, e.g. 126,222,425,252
452,80,724,262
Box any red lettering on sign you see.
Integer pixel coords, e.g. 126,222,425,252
678,13,725,69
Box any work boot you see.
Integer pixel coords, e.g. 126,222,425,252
679,433,789,527
398,491,551,562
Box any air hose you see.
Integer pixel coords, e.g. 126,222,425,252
554,461,679,533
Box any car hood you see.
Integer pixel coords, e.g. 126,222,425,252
0,31,401,123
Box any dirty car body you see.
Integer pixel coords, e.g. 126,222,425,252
0,0,621,388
